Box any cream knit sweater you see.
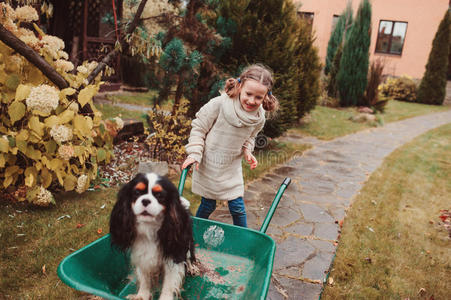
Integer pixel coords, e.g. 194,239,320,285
185,93,265,200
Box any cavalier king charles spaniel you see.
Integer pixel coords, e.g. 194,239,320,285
110,173,196,300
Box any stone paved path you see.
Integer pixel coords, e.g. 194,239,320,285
209,109,451,299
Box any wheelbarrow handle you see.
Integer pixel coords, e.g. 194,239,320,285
178,166,190,196
259,177,291,234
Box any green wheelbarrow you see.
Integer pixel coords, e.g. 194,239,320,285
57,168,291,299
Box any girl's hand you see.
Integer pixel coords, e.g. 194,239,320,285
243,149,258,170
182,157,199,170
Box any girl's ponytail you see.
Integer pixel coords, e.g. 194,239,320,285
224,78,240,98
263,92,279,112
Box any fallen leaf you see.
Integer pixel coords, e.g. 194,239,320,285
42,265,46,275
339,220,344,227
76,223,85,228
328,277,334,285
97,228,103,234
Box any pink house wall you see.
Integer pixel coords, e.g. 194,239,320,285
296,0,449,78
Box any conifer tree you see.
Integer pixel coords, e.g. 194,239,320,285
337,0,372,107
218,0,320,137
416,10,450,105
327,44,343,98
295,18,322,118
325,3,352,75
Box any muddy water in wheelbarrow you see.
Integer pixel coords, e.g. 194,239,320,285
57,169,291,299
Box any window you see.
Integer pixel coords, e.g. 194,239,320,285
298,12,314,35
331,15,340,33
375,20,408,55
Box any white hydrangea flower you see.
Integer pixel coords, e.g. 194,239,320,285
15,5,39,22
76,175,88,194
20,34,40,50
76,65,88,74
58,50,69,60
41,35,65,51
113,117,124,130
55,59,74,73
2,18,18,34
50,125,73,144
57,145,74,160
0,3,16,20
35,186,54,206
25,84,60,114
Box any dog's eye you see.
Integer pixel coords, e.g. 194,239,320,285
134,189,143,196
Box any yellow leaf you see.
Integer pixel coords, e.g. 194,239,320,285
0,153,5,167
28,116,44,136
60,87,76,98
8,101,26,124
15,84,31,101
5,165,20,177
3,174,14,188
44,115,59,128
44,140,57,154
0,137,9,153
78,86,96,107
16,140,27,153
97,148,106,162
63,174,77,191
26,146,41,160
48,158,63,171
16,129,29,141
73,115,93,137
40,167,52,188
58,110,75,124
25,166,38,187
55,169,64,186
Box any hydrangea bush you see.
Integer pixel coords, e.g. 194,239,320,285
379,75,418,102
0,4,122,206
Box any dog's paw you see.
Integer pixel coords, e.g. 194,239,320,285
186,260,201,276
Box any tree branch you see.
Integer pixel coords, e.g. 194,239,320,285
0,24,69,90
85,0,149,86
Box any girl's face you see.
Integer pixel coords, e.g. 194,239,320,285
239,79,268,112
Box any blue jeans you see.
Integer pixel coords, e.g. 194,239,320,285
196,197,247,227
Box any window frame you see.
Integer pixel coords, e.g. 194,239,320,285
298,11,314,35
375,20,408,56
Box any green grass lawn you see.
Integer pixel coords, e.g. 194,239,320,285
96,102,149,121
105,90,173,111
291,100,450,140
0,140,308,299
321,123,451,300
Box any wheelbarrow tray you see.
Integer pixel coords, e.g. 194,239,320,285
58,216,276,300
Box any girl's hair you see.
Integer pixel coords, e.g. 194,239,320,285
224,64,279,112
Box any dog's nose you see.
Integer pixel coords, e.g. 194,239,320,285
142,199,151,207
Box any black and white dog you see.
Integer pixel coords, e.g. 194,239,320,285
110,173,196,300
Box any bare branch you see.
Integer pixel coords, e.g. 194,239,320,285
85,0,149,86
0,24,69,90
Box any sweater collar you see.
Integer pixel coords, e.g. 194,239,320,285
221,93,265,127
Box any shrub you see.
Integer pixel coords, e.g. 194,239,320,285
379,76,418,102
417,10,450,105
337,0,372,107
363,59,389,112
145,98,191,163
0,4,120,205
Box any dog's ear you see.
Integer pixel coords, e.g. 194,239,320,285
110,181,136,251
158,185,194,263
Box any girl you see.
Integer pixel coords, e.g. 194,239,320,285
182,64,279,227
